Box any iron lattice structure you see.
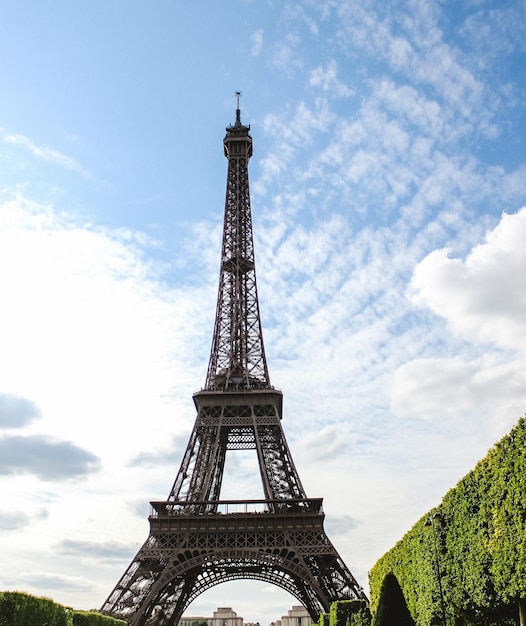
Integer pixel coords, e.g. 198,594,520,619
101,102,367,626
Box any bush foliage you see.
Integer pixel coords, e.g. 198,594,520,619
319,612,331,626
369,415,526,626
0,591,126,626
330,600,370,626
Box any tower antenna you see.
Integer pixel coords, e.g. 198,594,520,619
235,91,242,125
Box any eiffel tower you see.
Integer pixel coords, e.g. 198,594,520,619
101,96,367,626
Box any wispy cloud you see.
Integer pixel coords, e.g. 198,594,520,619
0,508,47,531
12,571,94,592
271,33,303,74
309,60,353,98
325,1,498,135
4,133,92,178
460,3,526,59
255,100,334,196
251,28,264,56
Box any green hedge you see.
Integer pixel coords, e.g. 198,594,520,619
0,592,126,626
0,592,68,626
330,600,370,626
71,609,127,626
369,415,526,626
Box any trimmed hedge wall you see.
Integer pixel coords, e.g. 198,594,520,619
0,592,126,626
369,415,526,626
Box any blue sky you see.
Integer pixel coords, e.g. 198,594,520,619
1,1,526,624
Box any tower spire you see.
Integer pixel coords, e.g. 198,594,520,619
205,96,269,390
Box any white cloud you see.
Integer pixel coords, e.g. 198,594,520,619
301,424,350,460
389,208,526,448
391,355,525,427
309,60,353,98
0,195,209,607
410,207,526,351
389,36,413,69
371,79,443,139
